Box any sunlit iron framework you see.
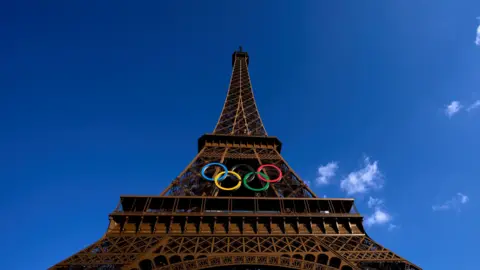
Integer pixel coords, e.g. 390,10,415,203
51,48,421,270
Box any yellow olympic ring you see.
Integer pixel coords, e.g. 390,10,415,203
214,171,242,191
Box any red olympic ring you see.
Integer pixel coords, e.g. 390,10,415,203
256,164,283,183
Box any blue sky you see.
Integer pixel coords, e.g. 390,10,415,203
1,1,479,269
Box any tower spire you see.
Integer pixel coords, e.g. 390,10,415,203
214,48,267,136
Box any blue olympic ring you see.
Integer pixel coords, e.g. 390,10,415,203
201,162,228,181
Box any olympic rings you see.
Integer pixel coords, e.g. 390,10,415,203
200,162,282,192
214,171,242,191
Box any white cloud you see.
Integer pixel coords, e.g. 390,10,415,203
445,101,462,118
475,18,480,46
367,196,384,208
340,157,382,195
466,100,480,112
432,193,469,212
459,193,469,203
388,224,398,231
365,197,396,230
364,208,391,227
315,162,338,185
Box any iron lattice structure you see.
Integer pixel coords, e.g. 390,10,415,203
51,48,421,270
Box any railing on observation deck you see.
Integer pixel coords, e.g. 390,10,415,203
111,196,361,217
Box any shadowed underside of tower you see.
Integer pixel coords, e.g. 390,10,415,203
50,48,421,270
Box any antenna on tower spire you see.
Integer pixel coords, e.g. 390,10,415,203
238,46,243,52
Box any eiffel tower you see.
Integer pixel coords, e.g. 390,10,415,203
51,47,421,270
